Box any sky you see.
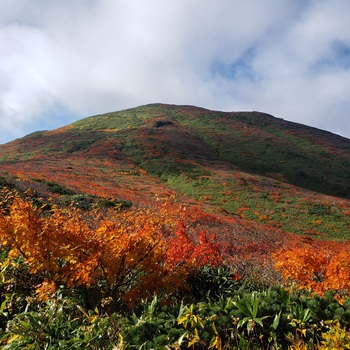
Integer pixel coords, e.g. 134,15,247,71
0,0,350,144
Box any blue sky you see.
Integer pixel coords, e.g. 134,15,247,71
0,0,350,144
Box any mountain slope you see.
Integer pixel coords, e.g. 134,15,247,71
0,103,349,241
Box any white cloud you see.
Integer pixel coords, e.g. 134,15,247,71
0,0,349,143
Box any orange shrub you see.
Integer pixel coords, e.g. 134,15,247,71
0,191,222,305
273,241,350,300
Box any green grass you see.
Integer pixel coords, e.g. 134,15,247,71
165,172,350,239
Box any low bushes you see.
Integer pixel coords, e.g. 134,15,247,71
0,190,350,348
1,274,350,349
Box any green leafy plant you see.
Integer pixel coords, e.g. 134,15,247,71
0,292,121,349
185,265,241,302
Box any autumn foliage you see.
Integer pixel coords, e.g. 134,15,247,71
273,239,350,301
0,190,222,306
2,183,350,313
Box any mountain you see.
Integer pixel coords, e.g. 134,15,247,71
0,103,350,244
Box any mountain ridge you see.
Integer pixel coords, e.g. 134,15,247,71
0,103,349,241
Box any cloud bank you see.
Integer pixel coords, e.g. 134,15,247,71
0,0,350,143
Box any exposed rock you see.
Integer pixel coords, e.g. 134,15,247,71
153,120,174,128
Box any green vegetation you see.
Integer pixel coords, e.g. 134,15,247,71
1,260,350,349
165,173,350,240
73,110,144,131
40,180,76,195
0,176,15,190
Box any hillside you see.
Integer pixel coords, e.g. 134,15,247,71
0,103,350,243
